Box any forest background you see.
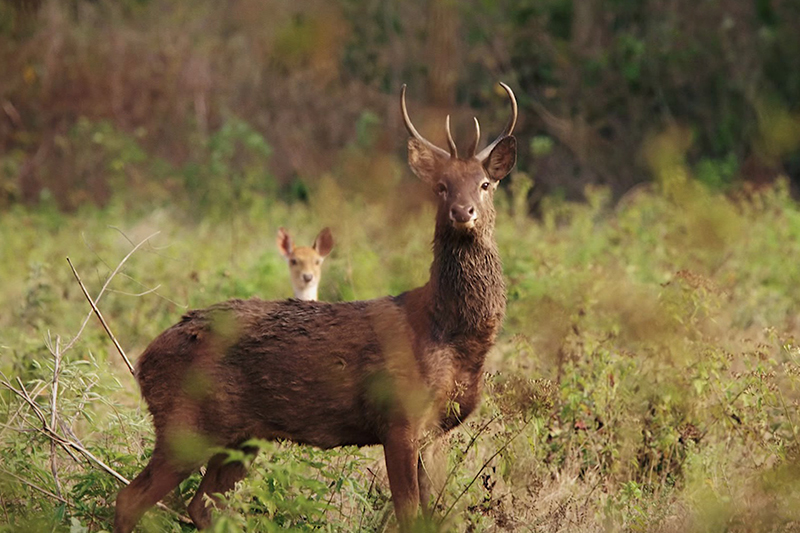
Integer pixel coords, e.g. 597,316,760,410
2,0,800,531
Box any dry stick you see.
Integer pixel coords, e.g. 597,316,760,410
62,231,160,355
0,373,190,524
0,237,190,525
47,332,63,498
0,466,71,506
66,257,134,376
439,418,532,525
431,413,500,512
66,241,193,524
0,379,48,440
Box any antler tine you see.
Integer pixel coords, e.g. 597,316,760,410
475,82,518,161
445,115,458,158
466,117,481,158
400,84,450,158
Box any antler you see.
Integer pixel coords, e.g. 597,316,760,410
466,117,480,158
474,82,518,162
400,84,450,158
445,115,458,158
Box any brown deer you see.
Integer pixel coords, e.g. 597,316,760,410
276,226,334,301
113,83,517,532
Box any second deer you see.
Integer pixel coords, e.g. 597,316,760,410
277,227,333,301
114,82,517,532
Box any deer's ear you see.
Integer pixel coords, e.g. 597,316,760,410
407,138,442,183
277,228,293,258
483,136,517,181
314,227,334,258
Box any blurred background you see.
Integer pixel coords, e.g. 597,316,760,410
3,2,800,532
1,0,799,212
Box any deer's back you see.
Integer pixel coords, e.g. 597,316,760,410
135,297,428,449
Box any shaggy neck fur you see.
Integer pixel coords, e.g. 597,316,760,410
428,208,506,351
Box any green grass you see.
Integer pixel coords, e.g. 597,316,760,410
2,176,800,532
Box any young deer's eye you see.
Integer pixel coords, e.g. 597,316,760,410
315,259,321,265
481,181,491,191
290,259,298,266
435,183,447,196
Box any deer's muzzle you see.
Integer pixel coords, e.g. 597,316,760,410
450,204,477,228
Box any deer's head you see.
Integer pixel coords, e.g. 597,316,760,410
401,83,518,236
277,227,334,301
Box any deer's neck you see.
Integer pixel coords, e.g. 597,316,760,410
428,224,506,353
293,284,318,301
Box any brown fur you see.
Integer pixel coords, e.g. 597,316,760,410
114,85,517,532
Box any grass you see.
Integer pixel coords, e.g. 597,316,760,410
1,174,800,532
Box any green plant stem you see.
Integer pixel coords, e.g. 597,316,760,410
440,416,530,524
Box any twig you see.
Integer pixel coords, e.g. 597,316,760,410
0,467,71,506
0,379,48,440
47,332,63,498
107,286,162,297
432,413,499,512
67,257,135,376
358,468,379,533
62,231,160,354
0,375,191,524
439,418,532,524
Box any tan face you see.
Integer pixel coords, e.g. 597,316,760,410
277,227,334,301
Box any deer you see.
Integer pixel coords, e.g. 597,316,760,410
113,82,517,532
276,226,334,301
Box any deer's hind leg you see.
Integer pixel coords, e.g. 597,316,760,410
114,446,194,533
187,445,259,529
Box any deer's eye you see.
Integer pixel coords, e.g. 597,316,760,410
315,259,321,265
435,183,447,196
290,259,298,266
481,181,491,191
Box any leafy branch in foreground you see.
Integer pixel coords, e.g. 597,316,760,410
0,231,192,528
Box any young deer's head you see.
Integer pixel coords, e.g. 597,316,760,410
401,83,518,238
276,227,334,301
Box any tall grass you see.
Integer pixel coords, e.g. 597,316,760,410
1,169,800,531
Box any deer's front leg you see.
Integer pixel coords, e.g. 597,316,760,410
383,423,420,530
418,436,446,516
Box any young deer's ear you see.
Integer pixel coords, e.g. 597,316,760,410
313,227,334,258
483,136,517,181
407,138,442,184
277,227,293,259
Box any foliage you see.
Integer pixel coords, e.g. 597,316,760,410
1,0,799,212
1,3,800,530
2,175,800,531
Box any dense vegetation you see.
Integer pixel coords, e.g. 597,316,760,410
2,0,800,532
3,172,800,531
1,0,799,210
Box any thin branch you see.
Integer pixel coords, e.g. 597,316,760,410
14,376,48,426
432,413,499,512
47,332,64,498
114,272,186,308
440,418,532,524
0,467,71,506
0,379,48,440
107,285,162,297
67,257,135,376
0,375,191,524
62,231,160,354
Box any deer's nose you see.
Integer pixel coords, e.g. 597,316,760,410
302,273,314,283
450,204,476,225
